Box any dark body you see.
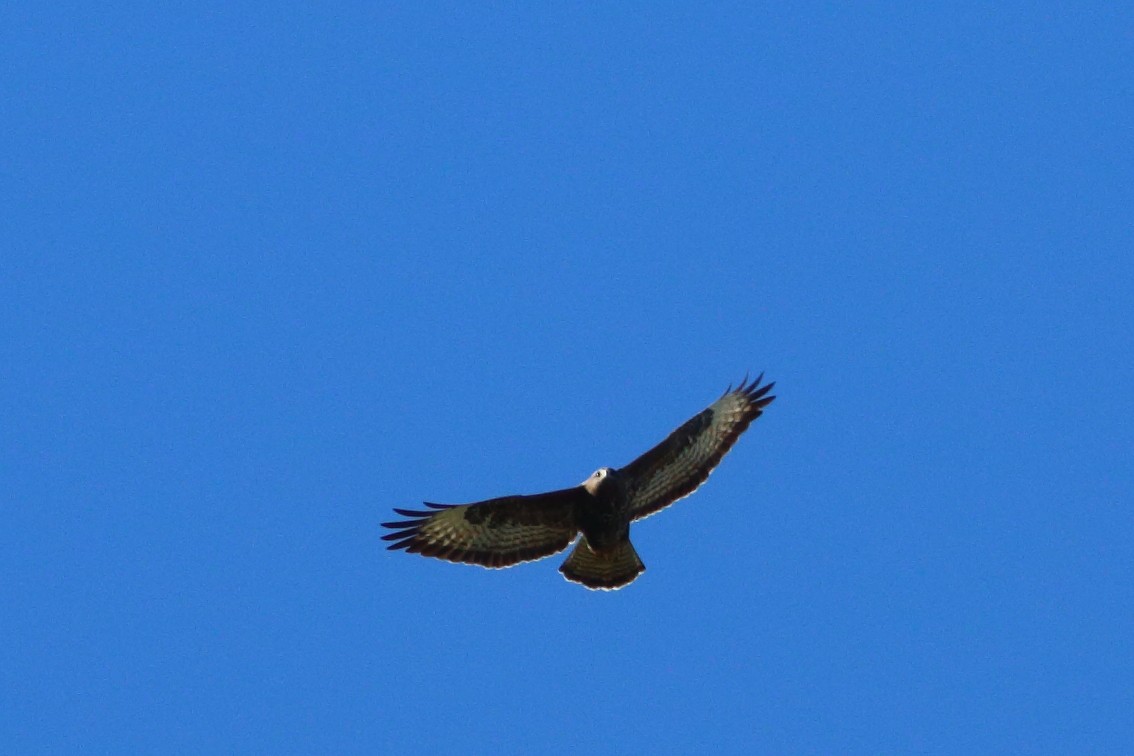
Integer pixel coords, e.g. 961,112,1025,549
577,470,629,551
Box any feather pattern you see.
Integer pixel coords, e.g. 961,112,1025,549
619,375,775,520
380,488,584,568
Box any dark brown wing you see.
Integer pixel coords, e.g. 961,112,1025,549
618,375,775,521
381,486,585,569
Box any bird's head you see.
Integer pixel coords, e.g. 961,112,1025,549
582,467,614,495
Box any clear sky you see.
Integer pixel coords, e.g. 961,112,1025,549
3,3,1132,753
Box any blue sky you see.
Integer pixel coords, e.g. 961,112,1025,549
3,3,1132,753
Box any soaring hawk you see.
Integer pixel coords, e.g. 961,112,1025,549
382,375,775,590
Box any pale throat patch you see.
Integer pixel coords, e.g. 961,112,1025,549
582,467,611,494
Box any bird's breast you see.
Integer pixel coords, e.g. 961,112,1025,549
578,491,630,550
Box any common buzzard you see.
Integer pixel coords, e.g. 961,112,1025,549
382,375,775,590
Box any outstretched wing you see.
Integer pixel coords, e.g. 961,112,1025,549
619,375,775,521
381,487,584,569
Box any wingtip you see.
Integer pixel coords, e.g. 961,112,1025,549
391,507,426,518
730,372,772,395
386,535,418,551
727,372,776,409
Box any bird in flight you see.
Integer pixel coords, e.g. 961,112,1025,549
382,375,775,590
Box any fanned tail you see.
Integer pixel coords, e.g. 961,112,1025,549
558,536,645,591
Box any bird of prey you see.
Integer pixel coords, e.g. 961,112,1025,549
382,375,775,590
